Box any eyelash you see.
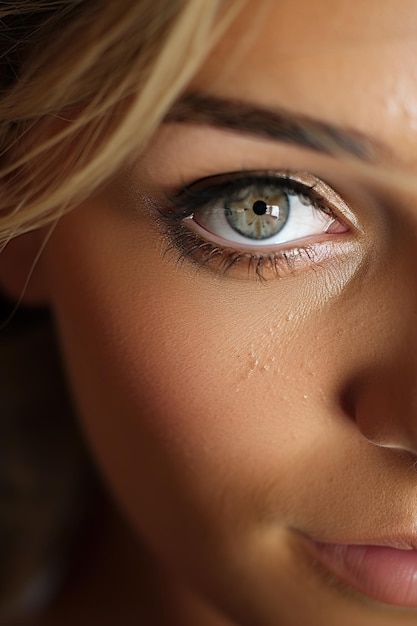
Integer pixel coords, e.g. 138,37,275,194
157,170,351,281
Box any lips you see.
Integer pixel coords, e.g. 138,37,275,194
301,535,417,608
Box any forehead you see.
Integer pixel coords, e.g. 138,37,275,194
192,0,417,165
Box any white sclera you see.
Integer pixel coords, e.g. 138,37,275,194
193,187,334,248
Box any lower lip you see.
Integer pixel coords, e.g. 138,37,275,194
303,538,417,608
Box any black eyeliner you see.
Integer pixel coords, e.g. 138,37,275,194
161,170,331,221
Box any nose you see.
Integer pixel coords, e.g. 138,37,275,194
344,358,417,456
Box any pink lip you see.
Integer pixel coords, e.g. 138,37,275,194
302,537,417,608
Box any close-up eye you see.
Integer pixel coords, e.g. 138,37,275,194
160,170,354,279
180,171,349,249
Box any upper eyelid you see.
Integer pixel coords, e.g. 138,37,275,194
166,170,348,222
174,170,313,197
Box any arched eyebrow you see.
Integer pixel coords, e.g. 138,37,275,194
165,93,387,162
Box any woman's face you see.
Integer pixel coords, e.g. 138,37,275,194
31,0,417,624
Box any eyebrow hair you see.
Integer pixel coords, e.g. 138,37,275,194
165,93,385,162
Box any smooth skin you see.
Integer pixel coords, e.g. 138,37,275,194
4,1,417,624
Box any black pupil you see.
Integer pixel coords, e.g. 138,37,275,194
253,200,267,216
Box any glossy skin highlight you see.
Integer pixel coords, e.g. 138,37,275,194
14,1,417,624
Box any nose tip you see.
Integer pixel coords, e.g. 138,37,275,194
343,365,417,457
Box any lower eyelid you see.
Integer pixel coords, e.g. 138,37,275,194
162,219,355,282
190,200,349,249
186,214,349,253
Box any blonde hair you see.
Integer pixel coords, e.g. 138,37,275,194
0,0,240,619
0,0,236,245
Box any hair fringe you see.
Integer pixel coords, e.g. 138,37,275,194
0,0,244,243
